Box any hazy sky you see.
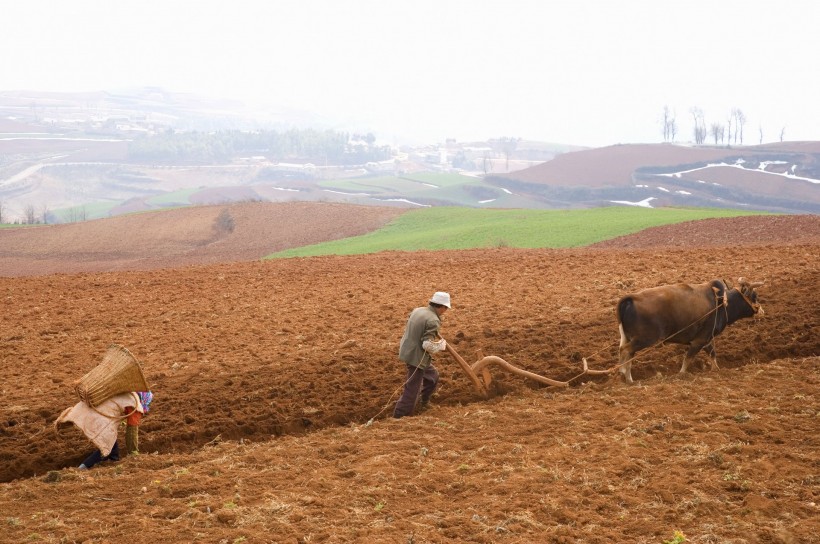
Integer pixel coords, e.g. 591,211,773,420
3,0,819,147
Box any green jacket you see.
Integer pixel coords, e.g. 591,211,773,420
398,304,442,369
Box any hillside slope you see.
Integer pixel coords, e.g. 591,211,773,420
0,201,407,276
5,97,819,217
1,205,818,278
494,142,820,213
590,214,820,248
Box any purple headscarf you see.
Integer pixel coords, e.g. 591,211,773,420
137,391,154,413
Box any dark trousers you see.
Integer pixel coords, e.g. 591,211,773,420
82,440,120,469
393,363,439,418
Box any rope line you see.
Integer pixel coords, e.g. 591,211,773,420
366,362,422,425
367,288,734,422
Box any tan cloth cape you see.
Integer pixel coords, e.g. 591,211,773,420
55,392,144,457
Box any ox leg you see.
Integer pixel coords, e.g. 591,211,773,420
679,353,691,374
618,325,635,384
680,343,706,374
704,341,719,370
618,348,635,384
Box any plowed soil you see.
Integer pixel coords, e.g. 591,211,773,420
0,205,818,544
0,202,406,277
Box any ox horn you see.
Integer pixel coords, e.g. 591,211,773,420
750,281,765,288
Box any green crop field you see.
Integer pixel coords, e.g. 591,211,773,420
146,188,199,206
50,201,122,222
319,173,471,193
264,206,770,258
46,189,200,223
319,172,514,207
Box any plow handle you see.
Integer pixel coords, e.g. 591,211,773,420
443,340,489,397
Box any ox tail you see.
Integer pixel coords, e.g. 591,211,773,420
617,296,636,325
617,297,637,346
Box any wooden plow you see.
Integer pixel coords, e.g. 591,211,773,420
443,339,614,397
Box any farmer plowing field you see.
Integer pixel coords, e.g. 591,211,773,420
390,291,613,419
393,291,452,419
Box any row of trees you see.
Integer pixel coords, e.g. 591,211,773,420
127,128,392,165
662,106,786,145
0,200,52,225
0,199,87,225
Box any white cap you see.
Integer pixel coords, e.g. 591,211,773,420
430,291,451,308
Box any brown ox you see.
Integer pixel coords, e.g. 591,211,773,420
617,278,763,384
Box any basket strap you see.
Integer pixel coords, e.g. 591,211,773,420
88,392,141,421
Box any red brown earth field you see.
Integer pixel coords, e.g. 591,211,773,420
0,204,818,543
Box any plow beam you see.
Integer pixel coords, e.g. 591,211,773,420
472,355,570,388
443,339,614,396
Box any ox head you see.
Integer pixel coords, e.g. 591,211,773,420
736,277,765,317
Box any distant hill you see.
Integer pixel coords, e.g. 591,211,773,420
490,142,820,213
0,201,405,277
3,89,819,218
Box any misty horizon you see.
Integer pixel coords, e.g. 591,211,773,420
2,1,819,148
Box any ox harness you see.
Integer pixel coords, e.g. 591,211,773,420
735,287,762,314
631,283,728,357
660,281,761,354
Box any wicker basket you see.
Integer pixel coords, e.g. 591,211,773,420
75,344,149,408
